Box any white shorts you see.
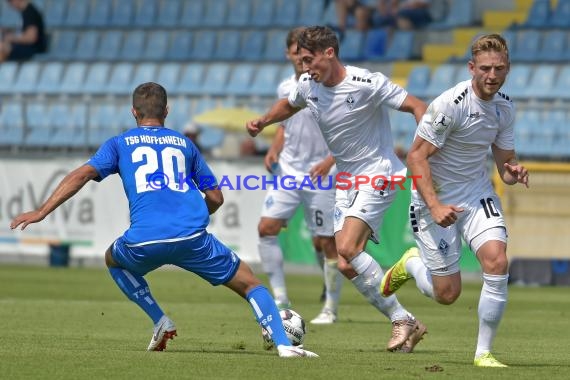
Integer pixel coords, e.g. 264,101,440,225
410,191,507,275
334,179,398,243
260,178,335,237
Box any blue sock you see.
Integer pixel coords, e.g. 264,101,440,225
246,285,290,346
108,267,164,324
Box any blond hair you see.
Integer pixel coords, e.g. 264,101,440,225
471,34,509,61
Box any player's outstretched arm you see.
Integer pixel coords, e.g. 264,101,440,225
491,145,529,188
10,165,99,230
399,94,428,124
246,99,300,137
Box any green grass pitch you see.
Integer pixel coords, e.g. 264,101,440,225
0,265,568,379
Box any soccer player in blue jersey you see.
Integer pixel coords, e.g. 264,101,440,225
10,82,318,358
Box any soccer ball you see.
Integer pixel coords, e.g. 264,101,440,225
261,308,306,348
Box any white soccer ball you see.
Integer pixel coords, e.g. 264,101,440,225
261,308,306,348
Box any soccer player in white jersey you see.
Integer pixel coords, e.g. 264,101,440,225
380,34,530,367
247,25,428,352
258,27,343,325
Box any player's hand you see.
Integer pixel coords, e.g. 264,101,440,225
264,150,279,173
246,119,263,137
504,162,529,188
10,211,45,231
430,204,464,228
309,162,330,181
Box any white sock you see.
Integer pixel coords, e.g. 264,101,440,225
350,251,409,321
475,273,508,357
405,256,434,299
323,258,343,313
258,236,289,305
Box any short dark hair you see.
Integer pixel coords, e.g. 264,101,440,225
132,82,167,120
286,27,306,49
297,26,339,57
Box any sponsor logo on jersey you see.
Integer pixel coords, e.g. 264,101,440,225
432,112,452,134
468,112,481,119
438,239,449,255
345,94,355,110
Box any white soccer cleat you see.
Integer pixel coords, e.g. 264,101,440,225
147,315,177,351
310,309,337,325
277,345,319,358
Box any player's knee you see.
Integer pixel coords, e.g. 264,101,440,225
484,254,509,275
316,237,336,257
434,286,461,305
258,221,281,237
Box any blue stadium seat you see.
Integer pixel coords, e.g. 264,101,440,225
0,62,19,95
0,101,24,146
339,30,364,62
86,0,112,28
133,0,157,28
237,30,265,62
538,30,567,63
63,0,89,27
200,63,231,96
551,66,570,101
129,63,158,92
59,62,88,95
83,62,112,95
202,0,228,27
43,0,67,27
198,128,226,150
383,30,415,61
550,0,570,27
37,30,77,61
156,0,181,28
88,104,122,147
279,65,294,83
142,30,170,61
24,102,50,147
363,29,388,61
226,0,251,28
96,30,123,61
522,0,551,28
424,64,458,99
523,66,558,99
511,30,541,62
225,64,256,96
117,30,146,61
501,65,532,99
166,31,193,61
405,65,431,99
250,0,275,28
155,63,182,92
429,0,474,29
106,63,136,95
190,31,217,61
13,62,41,95
109,0,135,27
249,64,281,97
272,0,299,27
550,110,570,157
298,0,325,26
36,62,65,95
213,30,241,61
179,0,204,28
75,30,100,61
514,109,540,157
264,30,289,62
173,63,206,96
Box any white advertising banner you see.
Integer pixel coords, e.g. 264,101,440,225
0,158,266,263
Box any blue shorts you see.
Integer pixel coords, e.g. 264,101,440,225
111,231,241,285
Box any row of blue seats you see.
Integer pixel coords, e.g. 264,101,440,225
450,29,570,63
36,27,415,63
0,97,233,149
0,61,292,97
517,0,570,29
407,63,570,101
0,0,326,30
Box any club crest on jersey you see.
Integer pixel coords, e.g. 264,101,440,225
345,94,356,110
432,112,452,134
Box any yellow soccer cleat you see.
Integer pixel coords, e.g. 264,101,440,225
473,352,508,368
380,247,419,297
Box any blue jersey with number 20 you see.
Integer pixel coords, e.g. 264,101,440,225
87,126,218,244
